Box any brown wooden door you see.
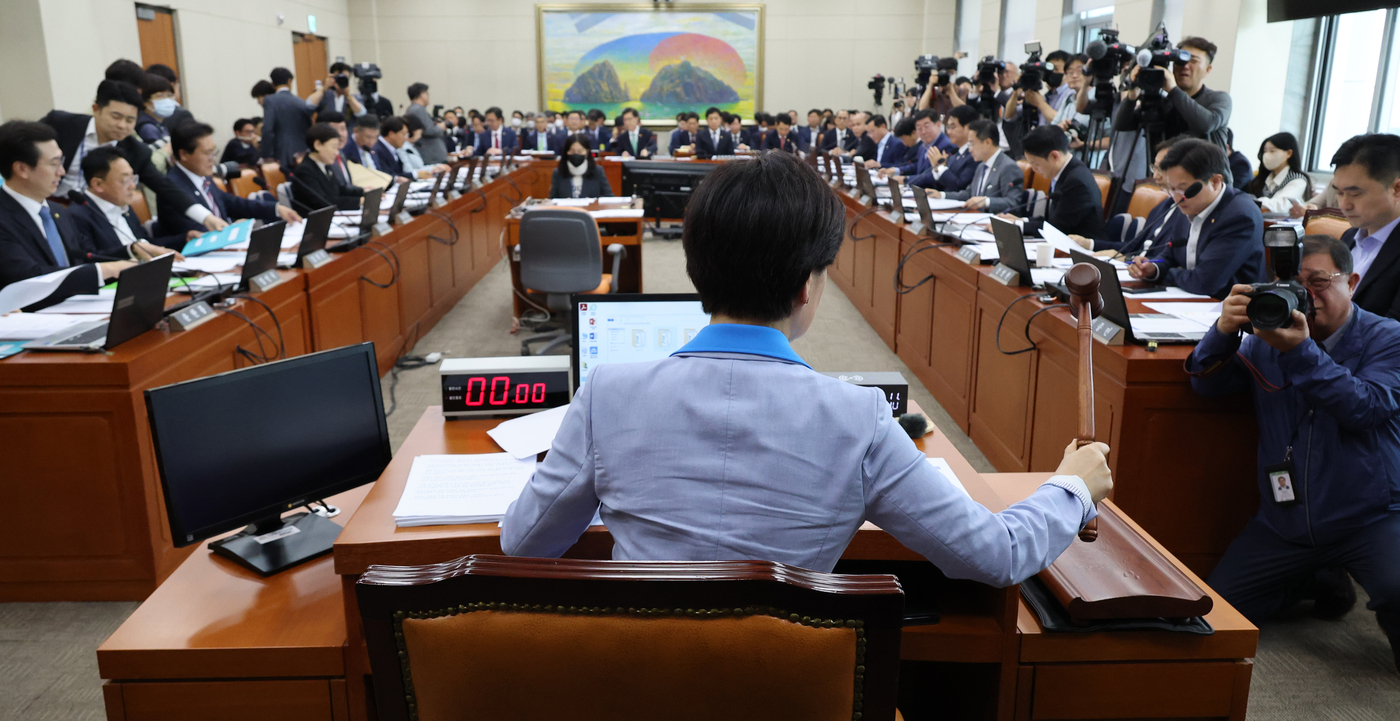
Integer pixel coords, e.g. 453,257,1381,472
135,5,179,76
292,33,327,99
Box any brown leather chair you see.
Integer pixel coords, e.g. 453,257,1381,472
1019,159,1050,193
130,192,152,224
261,163,287,192
1126,179,1170,219
1091,170,1116,219
357,555,905,721
1304,208,1350,240
228,169,262,198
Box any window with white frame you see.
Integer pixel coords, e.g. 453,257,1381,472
1076,6,1115,54
1309,9,1399,170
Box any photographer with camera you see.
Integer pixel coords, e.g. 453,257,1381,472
308,62,367,120
1005,49,1075,129
1112,35,1232,155
1186,234,1400,672
915,56,964,117
1127,138,1263,299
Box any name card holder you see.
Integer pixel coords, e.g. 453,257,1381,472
396,210,414,226
249,269,285,293
990,263,1021,286
372,220,393,237
957,246,983,264
169,301,215,332
431,196,448,209
301,249,333,269
1091,316,1127,345
907,220,926,236
884,210,904,224
448,188,463,200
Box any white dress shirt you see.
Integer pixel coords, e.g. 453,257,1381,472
85,190,139,250
1184,187,1227,271
56,119,116,197
176,161,221,217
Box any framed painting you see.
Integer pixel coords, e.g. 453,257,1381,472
536,4,764,123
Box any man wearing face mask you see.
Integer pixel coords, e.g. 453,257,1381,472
1128,138,1263,299
550,136,614,199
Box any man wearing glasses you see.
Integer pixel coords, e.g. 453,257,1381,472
1186,234,1400,675
1127,138,1263,299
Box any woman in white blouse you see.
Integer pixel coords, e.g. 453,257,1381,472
1245,132,1311,214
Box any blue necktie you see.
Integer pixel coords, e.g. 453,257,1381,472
38,205,69,268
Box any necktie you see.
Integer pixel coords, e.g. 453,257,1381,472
38,205,69,268
362,146,376,171
631,130,639,152
538,133,547,151
973,165,987,196
712,130,719,149
494,131,500,149
202,178,224,219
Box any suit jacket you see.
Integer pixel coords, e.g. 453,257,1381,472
373,138,406,178
589,126,612,150
405,103,449,164
854,134,877,161
158,166,280,236
798,126,823,152
67,196,186,254
475,127,519,156
549,168,615,199
1229,151,1254,191
821,128,857,152
523,128,565,154
763,129,799,153
930,146,977,192
610,128,657,157
871,136,908,167
1097,197,1189,256
931,132,957,155
0,191,100,305
291,158,366,214
1345,227,1400,322
1152,187,1264,300
259,89,315,168
695,129,735,159
668,129,696,154
221,138,259,166
42,110,196,217
946,152,1027,214
1022,158,1105,240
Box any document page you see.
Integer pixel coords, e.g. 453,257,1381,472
392,453,537,527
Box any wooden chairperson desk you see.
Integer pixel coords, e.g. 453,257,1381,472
831,191,1259,577
503,198,645,317
0,163,548,601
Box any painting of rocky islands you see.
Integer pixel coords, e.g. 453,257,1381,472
539,6,762,121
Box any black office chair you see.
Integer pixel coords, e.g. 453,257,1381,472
518,207,625,355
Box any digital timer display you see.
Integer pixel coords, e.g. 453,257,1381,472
442,371,570,415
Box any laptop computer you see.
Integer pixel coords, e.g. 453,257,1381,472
291,206,335,268
854,163,879,204
990,217,1035,286
569,293,709,392
330,187,385,253
237,221,285,290
25,253,175,352
385,178,412,223
1068,250,1206,343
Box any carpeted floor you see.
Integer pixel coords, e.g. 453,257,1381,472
2,237,1397,720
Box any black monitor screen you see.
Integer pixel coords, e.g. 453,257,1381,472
145,343,392,546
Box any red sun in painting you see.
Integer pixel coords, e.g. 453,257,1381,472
647,33,747,88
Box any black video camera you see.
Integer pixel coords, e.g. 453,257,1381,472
1085,28,1134,82
354,62,383,96
1244,227,1310,331
974,56,1000,89
1017,42,1046,92
868,74,887,106
1134,27,1191,94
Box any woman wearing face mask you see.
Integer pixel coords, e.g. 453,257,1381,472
137,73,177,147
549,136,613,199
1245,132,1312,214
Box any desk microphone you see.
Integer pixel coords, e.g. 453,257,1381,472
67,189,88,206
85,251,131,262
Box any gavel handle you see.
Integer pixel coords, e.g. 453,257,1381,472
1074,438,1099,541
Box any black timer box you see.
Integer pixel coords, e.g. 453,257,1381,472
820,371,909,416
440,356,571,418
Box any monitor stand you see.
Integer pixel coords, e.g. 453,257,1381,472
209,511,343,575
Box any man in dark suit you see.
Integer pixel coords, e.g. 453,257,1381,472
696,108,734,159
882,110,948,190
858,115,904,167
1088,137,1190,255
923,105,981,193
821,109,855,154
42,79,209,231
586,109,611,150
1015,125,1105,239
67,147,192,256
0,121,131,304
1129,139,1264,299
159,122,299,237
260,67,316,169
374,116,412,179
669,112,700,155
523,114,564,154
724,114,752,152
931,120,1027,213
764,115,800,153
610,108,656,158
475,107,518,157
221,118,261,166
343,114,384,173
1332,134,1400,320
562,110,592,150
798,109,824,152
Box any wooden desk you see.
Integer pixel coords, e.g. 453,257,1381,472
502,200,645,317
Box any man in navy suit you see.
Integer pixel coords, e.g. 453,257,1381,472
67,147,193,255
821,109,855,154
158,122,301,237
922,106,981,193
259,67,316,169
586,109,611,149
881,110,951,190
669,113,700,155
860,115,906,168
696,108,734,159
763,115,800,153
611,108,656,158
1014,126,1104,240
0,120,132,303
476,107,518,157
523,114,564,154
798,109,824,152
1129,139,1264,299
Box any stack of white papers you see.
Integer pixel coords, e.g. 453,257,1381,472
392,453,538,527
1143,301,1222,330
486,405,569,459
32,295,113,314
174,254,244,274
0,314,90,340
590,208,644,218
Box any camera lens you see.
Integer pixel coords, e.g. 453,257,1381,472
1247,290,1298,330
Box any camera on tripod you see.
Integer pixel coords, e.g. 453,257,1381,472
353,62,383,96
1085,29,1135,83
1017,42,1046,92
912,56,959,98
1133,27,1191,95
1244,227,1311,332
868,74,887,106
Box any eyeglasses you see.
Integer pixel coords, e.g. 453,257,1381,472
1300,272,1345,292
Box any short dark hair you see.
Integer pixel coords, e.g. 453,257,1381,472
868,114,887,129
893,118,916,137
947,105,979,128
1331,133,1400,185
705,106,722,118
1022,125,1070,158
912,109,939,125
306,122,341,149
0,120,58,180
621,107,640,119
587,108,604,121
251,80,275,99
968,119,999,146
407,82,429,101
95,79,142,110
233,118,254,133
683,151,844,322
270,67,294,86
1179,36,1218,64
1159,138,1228,182
403,113,425,134
170,121,215,160
318,110,347,125
567,109,584,118
1070,53,1089,68
484,106,504,120
775,114,792,127
251,116,262,125
380,116,406,135
1301,234,1354,275
807,108,822,117
145,63,178,84
329,61,352,74
81,146,128,185
685,112,700,122
354,114,381,131
723,113,740,125
1046,50,1071,66
104,59,146,86
139,73,173,101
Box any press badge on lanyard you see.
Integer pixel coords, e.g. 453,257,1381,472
1266,457,1297,505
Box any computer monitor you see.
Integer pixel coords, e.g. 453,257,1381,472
293,206,336,268
144,343,392,574
621,161,718,221
238,220,285,290
570,293,709,391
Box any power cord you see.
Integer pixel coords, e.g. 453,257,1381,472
994,294,1069,356
847,206,880,242
214,306,276,363
895,238,960,295
232,293,286,360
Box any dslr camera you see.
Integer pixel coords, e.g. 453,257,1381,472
1244,227,1310,331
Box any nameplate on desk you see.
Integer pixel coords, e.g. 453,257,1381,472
448,189,462,200
249,269,284,293
907,220,927,236
884,210,904,224
990,263,1021,286
957,246,982,264
431,197,448,209
168,301,214,332
301,248,333,269
396,210,414,226
1091,316,1126,345
372,221,393,237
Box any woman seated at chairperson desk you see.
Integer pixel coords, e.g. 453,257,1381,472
502,151,1113,586
549,134,613,199
290,122,364,213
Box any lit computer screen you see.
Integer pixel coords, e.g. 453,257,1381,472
571,293,709,389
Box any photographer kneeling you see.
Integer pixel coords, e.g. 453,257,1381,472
1187,235,1400,671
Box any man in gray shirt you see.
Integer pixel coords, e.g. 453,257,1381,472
403,82,448,164
1113,36,1232,156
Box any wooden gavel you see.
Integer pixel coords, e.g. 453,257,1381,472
1064,263,1103,543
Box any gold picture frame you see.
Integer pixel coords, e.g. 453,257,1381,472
536,4,765,123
